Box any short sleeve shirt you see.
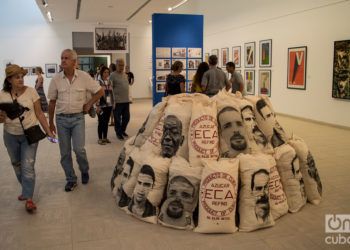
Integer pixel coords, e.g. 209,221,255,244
48,69,101,114
0,87,40,135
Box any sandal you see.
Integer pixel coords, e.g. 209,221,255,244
18,195,27,201
25,199,37,213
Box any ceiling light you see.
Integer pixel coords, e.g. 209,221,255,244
47,11,53,22
168,0,188,12
42,0,48,8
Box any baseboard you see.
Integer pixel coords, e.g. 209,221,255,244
276,112,350,131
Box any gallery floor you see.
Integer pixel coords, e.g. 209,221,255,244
0,99,349,250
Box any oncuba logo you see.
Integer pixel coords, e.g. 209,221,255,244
325,214,350,245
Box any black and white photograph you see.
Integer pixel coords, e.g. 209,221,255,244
156,70,170,81
160,115,184,158
172,48,186,58
188,48,202,58
94,27,128,53
156,82,166,93
187,81,193,92
187,59,202,69
251,169,270,223
45,63,57,78
332,40,350,100
156,59,171,70
156,47,171,58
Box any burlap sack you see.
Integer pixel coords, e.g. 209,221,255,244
163,94,193,160
266,156,289,220
245,96,288,148
288,135,322,205
140,114,165,156
127,153,171,224
132,100,167,147
194,158,239,234
158,156,202,230
214,91,250,158
238,153,275,232
274,144,307,213
188,97,220,168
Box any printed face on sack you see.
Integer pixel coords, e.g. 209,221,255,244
161,115,184,158
117,157,134,197
252,125,268,147
218,106,247,153
291,155,306,198
116,148,126,175
251,169,270,222
241,105,257,130
256,99,275,127
133,165,155,204
166,176,195,219
307,152,322,195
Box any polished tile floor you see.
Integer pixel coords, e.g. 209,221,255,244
0,99,349,250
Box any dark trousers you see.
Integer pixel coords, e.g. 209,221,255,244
113,103,130,136
97,106,112,139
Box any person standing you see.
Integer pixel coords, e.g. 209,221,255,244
125,65,134,103
165,61,185,96
48,49,103,192
96,66,113,145
0,64,55,212
108,63,116,126
191,62,209,93
226,61,244,95
201,55,231,96
34,66,49,113
110,59,130,141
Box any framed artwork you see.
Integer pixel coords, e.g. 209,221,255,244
172,48,186,58
188,48,202,58
156,71,170,81
244,70,255,95
287,46,307,89
188,59,202,69
259,70,271,97
221,48,229,67
259,39,272,67
156,82,166,93
187,81,193,92
94,27,128,53
332,40,350,99
205,53,209,63
244,42,255,67
45,64,57,78
232,46,241,68
156,59,171,70
211,49,219,57
156,47,171,58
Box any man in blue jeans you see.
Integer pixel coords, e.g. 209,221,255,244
48,49,103,192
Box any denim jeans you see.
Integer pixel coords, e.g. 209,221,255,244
3,130,38,199
113,103,130,136
56,113,89,182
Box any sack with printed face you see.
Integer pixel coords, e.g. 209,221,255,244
111,136,136,192
188,96,220,168
163,94,193,160
274,144,307,213
140,114,165,156
195,158,239,234
127,153,171,224
236,98,274,155
245,96,288,149
266,155,289,220
288,135,322,205
113,147,143,209
238,154,275,232
214,91,250,158
132,100,167,147
158,156,202,230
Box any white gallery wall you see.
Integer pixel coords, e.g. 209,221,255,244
183,0,350,127
0,0,153,99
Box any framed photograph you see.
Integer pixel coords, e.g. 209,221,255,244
156,82,166,93
188,59,202,69
205,53,209,63
244,70,255,95
332,40,350,99
287,46,307,89
188,48,202,58
187,81,193,92
259,70,271,97
187,70,196,81
259,39,272,67
244,42,255,68
156,47,171,58
211,49,219,57
45,64,57,78
156,71,170,81
156,59,171,70
172,48,186,58
221,48,229,67
232,46,241,68
172,59,187,69
94,27,128,53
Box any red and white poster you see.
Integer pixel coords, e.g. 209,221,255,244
287,46,307,89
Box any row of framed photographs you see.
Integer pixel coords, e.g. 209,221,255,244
207,39,272,68
23,64,58,78
156,47,202,59
156,81,194,93
155,70,197,82
156,58,202,70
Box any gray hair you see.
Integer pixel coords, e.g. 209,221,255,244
62,49,78,60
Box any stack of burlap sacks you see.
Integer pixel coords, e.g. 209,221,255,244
110,91,322,233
